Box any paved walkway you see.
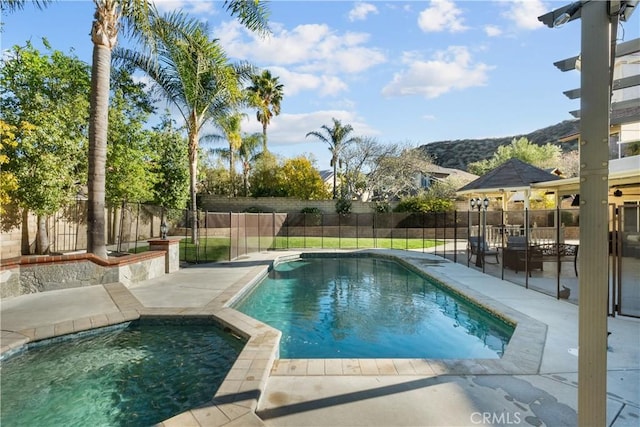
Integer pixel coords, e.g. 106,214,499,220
1,250,638,427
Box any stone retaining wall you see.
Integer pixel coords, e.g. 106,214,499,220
0,250,168,299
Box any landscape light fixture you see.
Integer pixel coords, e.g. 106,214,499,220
470,198,490,268
160,221,168,240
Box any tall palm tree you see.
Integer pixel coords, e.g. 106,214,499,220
306,118,357,199
238,132,262,196
215,112,245,196
246,69,284,152
3,0,269,257
115,11,255,242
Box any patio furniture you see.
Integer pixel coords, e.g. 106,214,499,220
503,236,543,275
468,237,500,265
531,243,579,276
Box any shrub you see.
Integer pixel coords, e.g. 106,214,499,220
335,198,352,214
374,201,391,213
394,196,454,213
243,206,273,213
301,207,322,214
301,207,323,225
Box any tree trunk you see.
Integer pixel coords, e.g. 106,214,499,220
229,150,235,196
87,3,117,260
188,117,199,244
21,208,30,255
332,157,338,199
35,214,50,255
262,122,268,152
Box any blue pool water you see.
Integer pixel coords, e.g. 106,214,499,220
235,256,514,359
0,319,244,427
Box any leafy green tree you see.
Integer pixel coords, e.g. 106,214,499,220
248,151,286,197
246,69,284,152
199,159,240,196
106,67,157,206
281,157,330,200
149,115,189,210
3,0,269,258
0,121,19,214
306,118,357,199
0,41,90,254
468,137,562,175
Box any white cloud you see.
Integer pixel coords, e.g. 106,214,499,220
381,46,493,99
153,0,216,15
484,25,502,37
423,114,437,121
348,2,379,22
217,21,385,75
418,0,469,33
267,66,348,97
501,0,546,30
216,20,385,99
241,110,378,147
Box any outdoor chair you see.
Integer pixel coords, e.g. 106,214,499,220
468,236,500,265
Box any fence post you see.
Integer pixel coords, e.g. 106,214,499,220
356,212,359,249
453,210,458,263
467,209,471,267
434,212,438,257
556,206,561,299
524,208,529,289
184,209,189,262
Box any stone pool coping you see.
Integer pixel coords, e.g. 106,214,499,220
1,249,548,427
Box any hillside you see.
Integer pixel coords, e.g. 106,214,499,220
419,120,580,171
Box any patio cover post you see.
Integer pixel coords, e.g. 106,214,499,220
578,1,611,425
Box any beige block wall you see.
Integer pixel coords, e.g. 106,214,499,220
200,196,386,214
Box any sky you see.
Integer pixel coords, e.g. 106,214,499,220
2,0,638,170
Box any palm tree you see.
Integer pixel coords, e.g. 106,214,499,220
238,133,262,196
306,118,357,199
246,69,284,152
215,112,245,196
115,11,256,242
3,0,269,257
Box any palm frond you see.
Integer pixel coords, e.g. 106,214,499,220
224,0,270,35
1,0,52,12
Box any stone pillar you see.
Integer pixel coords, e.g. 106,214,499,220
148,238,180,273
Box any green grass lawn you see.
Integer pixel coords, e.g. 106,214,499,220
177,236,438,263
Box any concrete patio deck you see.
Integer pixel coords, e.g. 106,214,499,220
1,249,638,426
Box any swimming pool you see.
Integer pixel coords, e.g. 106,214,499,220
234,255,514,359
0,318,245,427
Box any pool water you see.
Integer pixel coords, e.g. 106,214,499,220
235,256,514,359
0,319,244,427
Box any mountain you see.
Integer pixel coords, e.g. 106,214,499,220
418,120,580,171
